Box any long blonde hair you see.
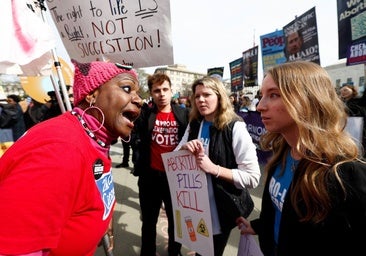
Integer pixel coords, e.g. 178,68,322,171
189,76,241,130
260,61,360,223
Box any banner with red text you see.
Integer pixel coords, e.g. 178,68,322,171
260,30,286,73
46,0,173,68
229,57,243,92
337,0,366,61
347,39,366,65
162,150,214,256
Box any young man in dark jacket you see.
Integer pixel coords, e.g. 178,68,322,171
134,73,189,256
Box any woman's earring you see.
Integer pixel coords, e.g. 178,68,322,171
81,100,105,132
121,135,131,143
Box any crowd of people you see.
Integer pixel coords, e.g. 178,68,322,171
0,86,74,145
0,94,26,142
0,60,365,256
229,91,261,113
339,83,366,155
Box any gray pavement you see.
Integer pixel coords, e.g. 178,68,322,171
95,142,264,256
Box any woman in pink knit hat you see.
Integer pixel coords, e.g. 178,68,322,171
0,60,142,256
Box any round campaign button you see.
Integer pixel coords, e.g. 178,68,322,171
93,159,104,180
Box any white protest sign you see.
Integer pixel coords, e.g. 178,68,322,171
162,150,214,256
237,234,264,256
46,0,174,68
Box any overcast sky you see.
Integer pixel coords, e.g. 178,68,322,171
152,0,339,81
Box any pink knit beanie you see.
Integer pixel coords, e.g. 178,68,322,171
72,59,138,106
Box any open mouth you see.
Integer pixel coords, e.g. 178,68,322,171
122,110,140,123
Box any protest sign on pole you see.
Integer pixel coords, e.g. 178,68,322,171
283,7,320,64
229,57,244,92
337,0,366,61
207,67,224,80
259,30,286,74
242,46,258,87
162,150,214,256
46,0,174,68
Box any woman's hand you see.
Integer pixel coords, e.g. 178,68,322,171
182,140,216,175
105,218,114,252
196,152,217,175
106,234,114,253
236,216,256,235
181,139,203,155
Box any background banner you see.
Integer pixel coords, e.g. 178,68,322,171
283,7,320,64
260,30,286,73
207,67,224,80
242,46,258,87
238,111,272,165
229,58,243,92
337,0,366,60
